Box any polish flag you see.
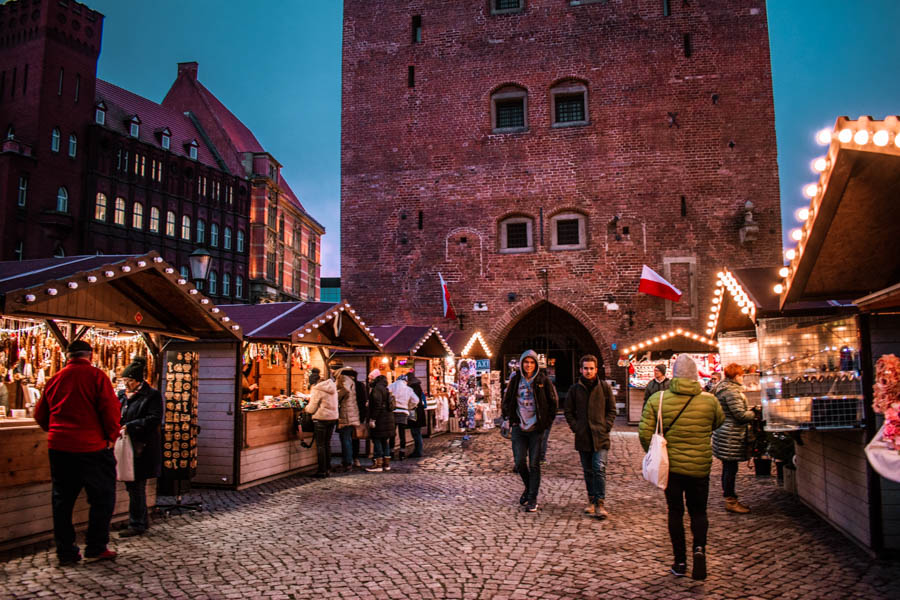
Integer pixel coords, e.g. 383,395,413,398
439,273,457,320
638,265,682,302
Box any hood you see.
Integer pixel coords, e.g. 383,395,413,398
313,378,336,394
519,349,540,379
668,377,703,397
373,375,388,387
388,379,409,391
713,379,742,395
406,373,421,386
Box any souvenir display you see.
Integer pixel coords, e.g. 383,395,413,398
162,350,199,477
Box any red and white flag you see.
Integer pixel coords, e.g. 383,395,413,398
638,265,682,302
439,273,457,320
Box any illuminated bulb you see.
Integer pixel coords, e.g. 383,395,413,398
785,248,797,261
716,271,724,278
711,305,719,313
895,133,900,149
630,346,637,352
790,228,803,242
137,261,147,267
87,275,97,283
668,330,675,336
222,316,230,322
638,342,645,348
165,268,174,274
812,157,828,172
189,289,198,295
815,128,832,145
741,306,750,314
707,321,714,328
675,328,683,334
700,337,708,343
653,336,660,343
68,282,78,289
231,325,240,330
853,129,869,145
773,283,784,294
838,128,853,143
211,307,220,313
121,265,131,272
200,298,210,304
716,280,724,287
803,183,818,198
25,294,36,302
714,288,723,296
706,328,714,335
873,130,889,146
712,297,721,305
795,208,810,221
691,334,699,339
297,333,304,338
104,271,115,277
779,267,790,278
153,256,164,263
47,288,58,296
177,278,187,285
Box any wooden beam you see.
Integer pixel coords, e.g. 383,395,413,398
72,325,90,343
44,320,69,350
141,332,160,356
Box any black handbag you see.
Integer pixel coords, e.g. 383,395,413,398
297,410,315,433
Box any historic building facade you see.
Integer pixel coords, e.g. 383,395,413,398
341,0,782,390
0,0,323,304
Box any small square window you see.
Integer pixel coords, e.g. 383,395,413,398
550,213,586,250
496,99,525,129
555,94,585,123
95,108,105,125
492,0,523,14
556,219,580,246
506,222,528,248
162,134,170,150
129,122,139,137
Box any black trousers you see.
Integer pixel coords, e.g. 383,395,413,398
664,472,710,563
49,448,117,558
313,419,338,474
721,460,739,498
124,479,149,531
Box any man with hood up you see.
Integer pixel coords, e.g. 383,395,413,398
501,349,558,512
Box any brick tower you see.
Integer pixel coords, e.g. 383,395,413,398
341,0,782,390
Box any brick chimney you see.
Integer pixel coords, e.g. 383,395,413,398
177,61,199,81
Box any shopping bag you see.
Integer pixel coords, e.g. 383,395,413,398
642,391,669,490
354,423,368,439
114,428,135,482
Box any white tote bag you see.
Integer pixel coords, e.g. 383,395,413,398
642,391,670,490
114,427,136,482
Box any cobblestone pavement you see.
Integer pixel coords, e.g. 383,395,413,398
2,418,898,599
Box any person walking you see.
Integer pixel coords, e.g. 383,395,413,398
564,355,617,519
333,364,361,473
388,374,420,460
639,354,724,581
305,368,339,478
501,349,558,513
366,373,395,472
33,340,121,565
116,357,162,538
711,363,759,513
405,372,427,458
643,364,670,406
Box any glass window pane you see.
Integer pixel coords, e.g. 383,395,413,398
555,94,585,123
507,222,528,248
496,99,524,129
557,219,580,245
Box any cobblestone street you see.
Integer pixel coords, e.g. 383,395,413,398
2,419,898,599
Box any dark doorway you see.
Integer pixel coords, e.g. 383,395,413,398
498,301,604,405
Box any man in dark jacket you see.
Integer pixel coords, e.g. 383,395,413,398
643,364,670,406
564,354,617,519
365,374,394,472
342,368,368,468
33,341,121,565
406,373,427,458
501,349,558,512
117,356,163,538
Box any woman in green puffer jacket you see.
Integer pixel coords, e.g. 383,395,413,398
639,355,724,581
711,363,759,514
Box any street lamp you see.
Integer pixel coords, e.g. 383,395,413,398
188,248,212,288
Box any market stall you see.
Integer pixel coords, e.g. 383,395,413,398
0,252,240,550
442,330,501,433
773,116,900,556
618,329,719,423
208,301,381,487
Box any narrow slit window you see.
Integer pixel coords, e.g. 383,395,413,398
683,33,692,58
681,196,687,217
418,210,423,230
57,68,63,96
412,15,422,43
408,66,415,88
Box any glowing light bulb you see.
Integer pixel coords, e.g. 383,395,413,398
795,207,810,221
815,128,831,145
812,157,828,172
853,129,869,145
785,248,796,261
803,183,818,198
873,130,889,146
838,128,853,143
773,283,784,294
741,306,750,314
790,228,803,242
706,328,714,335
779,267,790,278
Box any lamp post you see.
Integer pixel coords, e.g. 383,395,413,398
188,248,212,289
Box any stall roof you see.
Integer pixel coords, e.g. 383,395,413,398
0,253,240,341
781,116,900,309
442,330,493,359
219,301,381,351
619,327,717,357
368,326,453,358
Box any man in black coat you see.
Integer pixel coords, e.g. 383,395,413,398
643,364,670,406
117,357,162,537
565,355,617,519
501,350,558,513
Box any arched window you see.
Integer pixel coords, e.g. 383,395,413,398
210,223,219,247
549,211,587,250
222,273,231,297
235,275,244,299
56,187,68,212
237,230,245,252
68,134,77,157
551,79,588,127
224,226,232,250
491,85,528,133
132,202,144,229
149,207,160,232
114,197,126,226
196,219,205,243
208,270,218,295
51,128,60,152
181,215,191,240
498,215,534,253
165,211,176,237
94,193,107,221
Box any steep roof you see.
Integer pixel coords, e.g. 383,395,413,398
193,80,264,154
95,80,220,170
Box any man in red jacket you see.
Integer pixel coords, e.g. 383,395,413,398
34,340,121,565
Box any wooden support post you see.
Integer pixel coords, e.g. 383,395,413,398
140,332,160,356
72,326,90,343
44,320,69,351
318,347,333,378
282,343,292,394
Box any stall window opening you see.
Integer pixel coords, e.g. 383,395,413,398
132,202,143,229
94,192,107,221
114,197,126,226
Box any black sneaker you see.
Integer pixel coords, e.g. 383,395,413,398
58,553,81,566
692,547,707,580
524,502,538,512
519,492,528,506
670,562,686,577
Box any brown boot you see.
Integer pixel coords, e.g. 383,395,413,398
584,499,596,515
724,496,750,513
595,500,609,519
365,458,383,472
383,456,391,471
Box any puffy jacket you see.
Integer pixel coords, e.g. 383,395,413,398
367,376,395,438
118,382,162,480
711,379,756,462
501,370,558,434
305,378,338,421
643,377,670,406
335,370,361,428
565,377,617,451
389,378,420,414
639,377,725,478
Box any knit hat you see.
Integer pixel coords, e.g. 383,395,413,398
368,368,381,381
67,340,92,355
672,354,698,380
654,363,667,377
120,356,147,381
309,367,321,386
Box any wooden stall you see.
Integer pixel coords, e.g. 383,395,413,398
0,252,240,550
769,116,900,556
205,301,381,488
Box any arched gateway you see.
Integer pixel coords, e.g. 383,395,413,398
493,300,605,402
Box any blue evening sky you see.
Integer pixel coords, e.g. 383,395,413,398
83,0,900,276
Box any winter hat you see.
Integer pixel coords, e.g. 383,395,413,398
672,354,698,380
121,356,147,381
368,368,381,381
67,340,92,355
309,368,321,386
654,363,667,377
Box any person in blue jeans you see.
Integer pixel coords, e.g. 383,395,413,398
501,350,558,512
565,355,617,519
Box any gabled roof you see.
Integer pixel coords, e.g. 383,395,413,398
95,80,220,169
368,325,452,357
442,330,492,359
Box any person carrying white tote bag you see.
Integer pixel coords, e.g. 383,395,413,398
643,391,670,489
114,426,135,482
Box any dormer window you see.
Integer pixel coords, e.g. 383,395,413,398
95,101,106,125
186,139,199,160
157,127,171,150
128,116,141,138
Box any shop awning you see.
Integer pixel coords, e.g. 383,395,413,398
219,301,381,351
619,327,717,358
368,325,452,358
442,330,492,359
0,253,240,342
780,116,900,309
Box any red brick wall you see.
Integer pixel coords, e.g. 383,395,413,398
341,0,782,370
